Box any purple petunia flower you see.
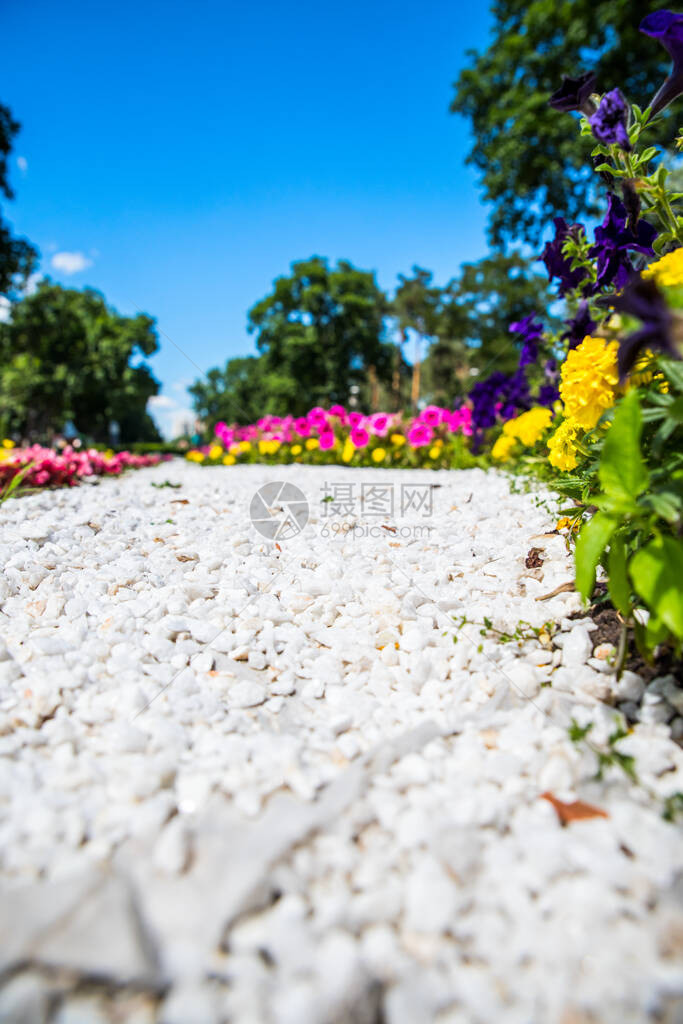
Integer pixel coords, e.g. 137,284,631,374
560,300,597,349
469,370,531,432
590,89,631,149
640,10,683,117
600,273,680,378
538,383,560,407
590,195,657,291
541,218,590,296
509,314,544,368
549,72,598,116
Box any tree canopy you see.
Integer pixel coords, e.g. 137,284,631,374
0,103,37,297
189,357,267,427
247,256,394,412
451,0,676,248
191,251,555,432
0,281,161,442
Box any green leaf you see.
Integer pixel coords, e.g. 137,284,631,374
630,537,683,640
643,491,681,524
638,146,658,164
594,162,618,176
574,512,618,602
661,359,683,392
607,535,631,618
598,391,649,503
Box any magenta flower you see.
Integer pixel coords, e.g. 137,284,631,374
350,427,369,448
369,412,390,436
328,404,347,422
307,406,328,429
294,417,311,437
420,406,442,427
319,430,336,450
447,407,473,436
348,411,364,429
407,423,433,448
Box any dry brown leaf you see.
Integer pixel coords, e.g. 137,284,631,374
525,547,544,569
541,791,608,825
171,498,190,505
381,524,397,534
536,581,575,601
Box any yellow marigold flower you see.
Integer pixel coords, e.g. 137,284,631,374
628,349,669,392
291,444,302,456
239,440,252,453
2,439,14,449
642,247,683,288
559,335,619,429
502,407,553,447
556,516,572,531
547,420,582,471
428,445,441,460
372,447,386,463
305,437,319,451
258,439,281,455
491,435,517,461
390,433,406,447
186,450,205,462
209,444,223,460
223,454,236,465
229,443,241,455
342,440,354,463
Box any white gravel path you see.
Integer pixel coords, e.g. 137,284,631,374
0,461,682,1024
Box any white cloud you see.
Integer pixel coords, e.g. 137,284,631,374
148,394,176,409
147,395,196,440
23,272,43,296
16,156,27,173
51,251,93,275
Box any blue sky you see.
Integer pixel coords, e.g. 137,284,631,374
3,0,493,436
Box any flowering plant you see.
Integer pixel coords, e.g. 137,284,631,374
186,403,477,470
0,443,166,495
530,10,683,663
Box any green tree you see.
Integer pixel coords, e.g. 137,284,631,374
247,257,392,413
391,267,441,410
420,253,557,404
0,103,37,297
0,281,160,441
189,356,268,427
451,0,676,248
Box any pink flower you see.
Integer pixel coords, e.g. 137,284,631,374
294,417,311,437
407,423,433,447
328,404,347,423
369,413,390,436
448,406,473,436
319,430,336,450
307,406,328,430
420,406,441,427
350,427,369,448
348,411,363,429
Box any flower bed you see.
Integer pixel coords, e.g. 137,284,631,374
186,405,478,469
0,441,167,494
